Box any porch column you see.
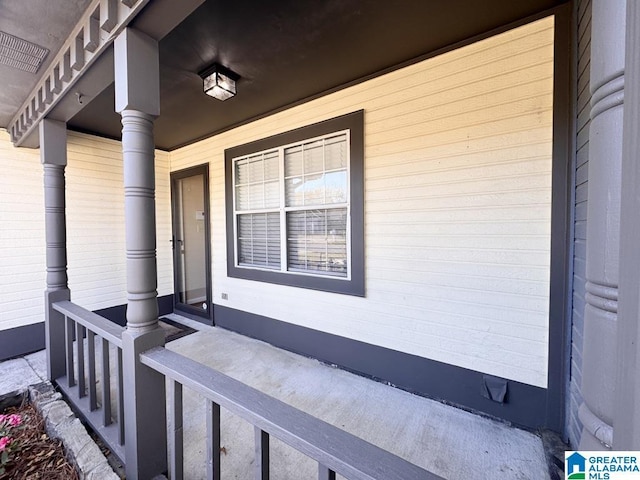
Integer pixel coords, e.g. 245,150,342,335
614,0,640,449
40,118,70,381
579,0,626,450
114,27,167,479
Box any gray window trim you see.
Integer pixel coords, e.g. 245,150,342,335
225,110,365,296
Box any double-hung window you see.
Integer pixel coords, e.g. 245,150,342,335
225,111,364,296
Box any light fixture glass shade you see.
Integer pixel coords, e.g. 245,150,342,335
203,70,236,101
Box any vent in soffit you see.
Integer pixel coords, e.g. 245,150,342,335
0,31,49,73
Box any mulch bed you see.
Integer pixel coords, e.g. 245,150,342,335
0,402,78,480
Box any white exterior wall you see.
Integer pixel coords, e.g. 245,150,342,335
0,16,555,387
0,131,46,330
0,130,172,330
170,17,555,388
65,132,173,310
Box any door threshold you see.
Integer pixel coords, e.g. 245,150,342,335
173,307,213,326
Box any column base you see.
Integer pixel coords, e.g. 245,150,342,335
122,326,167,480
578,402,613,450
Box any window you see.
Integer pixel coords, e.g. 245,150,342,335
234,133,349,276
225,111,364,296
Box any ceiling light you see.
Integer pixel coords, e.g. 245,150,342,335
199,63,238,101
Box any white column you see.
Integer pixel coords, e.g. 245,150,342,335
614,0,640,449
114,27,167,479
579,0,626,450
40,118,70,381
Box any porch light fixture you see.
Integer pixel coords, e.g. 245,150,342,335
199,63,238,101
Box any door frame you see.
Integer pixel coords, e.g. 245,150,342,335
170,164,213,324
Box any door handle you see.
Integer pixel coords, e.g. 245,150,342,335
170,237,183,250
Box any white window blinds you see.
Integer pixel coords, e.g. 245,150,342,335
233,131,350,278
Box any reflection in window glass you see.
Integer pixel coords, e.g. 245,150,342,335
234,131,349,278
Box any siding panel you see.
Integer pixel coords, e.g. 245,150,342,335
0,132,45,330
0,131,173,331
66,133,173,311
171,17,555,388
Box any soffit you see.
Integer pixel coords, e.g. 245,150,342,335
0,0,92,128
4,0,568,150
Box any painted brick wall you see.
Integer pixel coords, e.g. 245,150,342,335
567,0,591,448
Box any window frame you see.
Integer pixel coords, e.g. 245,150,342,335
225,110,365,296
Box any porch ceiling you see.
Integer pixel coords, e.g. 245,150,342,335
1,0,567,151
0,0,92,128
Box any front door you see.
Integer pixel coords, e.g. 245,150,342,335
171,165,211,322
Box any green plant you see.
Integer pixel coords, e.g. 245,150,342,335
0,413,22,475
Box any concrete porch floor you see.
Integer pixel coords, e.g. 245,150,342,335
1,314,552,479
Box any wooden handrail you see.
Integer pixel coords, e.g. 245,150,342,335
52,300,124,347
141,346,441,480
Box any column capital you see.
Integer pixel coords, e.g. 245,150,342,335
39,119,67,166
114,28,159,116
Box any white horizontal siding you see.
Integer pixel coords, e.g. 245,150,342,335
66,132,173,311
170,16,555,387
0,131,45,330
0,130,173,331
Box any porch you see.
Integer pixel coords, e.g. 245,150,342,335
8,5,571,475
2,313,551,479
4,0,640,476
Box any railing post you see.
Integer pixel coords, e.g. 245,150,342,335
40,118,70,381
115,27,167,479
318,465,336,480
206,400,221,480
255,427,270,480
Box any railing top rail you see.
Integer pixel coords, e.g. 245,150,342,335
141,347,442,480
53,300,124,348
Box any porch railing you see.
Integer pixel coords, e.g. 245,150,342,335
51,300,126,462
141,346,442,480
48,300,441,478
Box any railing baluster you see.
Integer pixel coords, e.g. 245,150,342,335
140,347,441,480
168,380,184,480
101,338,112,426
318,465,336,480
254,427,269,480
65,316,75,387
88,331,97,410
52,301,127,464
117,347,125,445
76,323,86,397
206,400,221,480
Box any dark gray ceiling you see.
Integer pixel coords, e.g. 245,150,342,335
54,0,565,150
